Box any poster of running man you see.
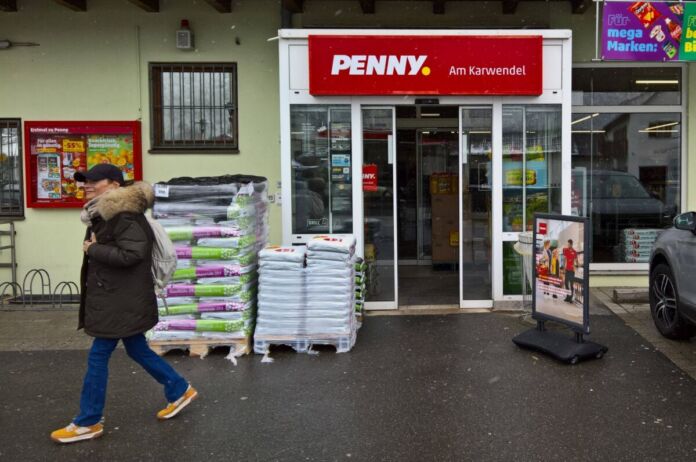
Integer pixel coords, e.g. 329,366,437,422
533,214,591,334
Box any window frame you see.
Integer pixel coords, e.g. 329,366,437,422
0,118,25,220
571,62,687,273
149,62,239,154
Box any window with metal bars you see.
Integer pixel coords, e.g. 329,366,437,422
0,119,24,218
150,63,238,152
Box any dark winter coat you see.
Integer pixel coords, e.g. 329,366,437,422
78,182,158,339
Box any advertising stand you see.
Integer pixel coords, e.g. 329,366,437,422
512,213,607,364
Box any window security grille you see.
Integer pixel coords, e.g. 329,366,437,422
150,63,238,152
0,119,24,218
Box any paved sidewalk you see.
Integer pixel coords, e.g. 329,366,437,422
594,288,696,380
2,305,696,461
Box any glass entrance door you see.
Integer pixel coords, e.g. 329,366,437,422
460,106,493,305
362,107,397,309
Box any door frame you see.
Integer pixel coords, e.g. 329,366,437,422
459,104,496,309
360,105,399,310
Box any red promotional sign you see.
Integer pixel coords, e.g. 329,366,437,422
538,222,548,235
363,164,378,192
24,121,142,208
309,35,543,96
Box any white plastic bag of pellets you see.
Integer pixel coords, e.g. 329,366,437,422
307,234,356,254
306,258,352,269
259,260,306,271
259,245,307,264
306,250,354,262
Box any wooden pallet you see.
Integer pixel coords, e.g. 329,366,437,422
149,337,250,358
253,332,356,355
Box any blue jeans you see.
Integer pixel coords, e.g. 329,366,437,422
74,333,188,426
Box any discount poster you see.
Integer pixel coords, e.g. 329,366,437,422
602,1,695,61
24,121,142,208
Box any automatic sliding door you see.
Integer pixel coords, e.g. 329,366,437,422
460,107,493,304
363,107,397,309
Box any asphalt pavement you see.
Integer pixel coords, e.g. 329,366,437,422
1,305,696,461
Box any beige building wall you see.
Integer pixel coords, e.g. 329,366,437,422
0,0,283,287
0,0,691,291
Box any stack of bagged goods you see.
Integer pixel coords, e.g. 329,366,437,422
255,246,307,337
254,235,358,354
614,228,663,263
146,175,268,346
354,257,367,324
304,235,357,342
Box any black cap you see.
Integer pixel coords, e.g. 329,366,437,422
74,163,125,186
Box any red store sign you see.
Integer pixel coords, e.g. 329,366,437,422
308,35,543,96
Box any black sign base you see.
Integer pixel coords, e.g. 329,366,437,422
513,327,607,365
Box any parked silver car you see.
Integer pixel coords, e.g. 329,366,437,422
649,212,696,339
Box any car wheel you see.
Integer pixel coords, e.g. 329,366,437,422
649,264,696,340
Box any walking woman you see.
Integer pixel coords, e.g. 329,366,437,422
51,164,197,444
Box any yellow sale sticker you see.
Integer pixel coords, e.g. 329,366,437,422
62,139,85,153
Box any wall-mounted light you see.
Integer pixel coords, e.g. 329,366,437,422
176,20,194,50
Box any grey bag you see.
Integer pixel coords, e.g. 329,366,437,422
146,216,177,297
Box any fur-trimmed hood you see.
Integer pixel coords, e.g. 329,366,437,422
96,182,154,221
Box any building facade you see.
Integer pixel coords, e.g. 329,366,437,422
0,0,693,308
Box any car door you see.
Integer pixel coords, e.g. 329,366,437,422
674,228,696,318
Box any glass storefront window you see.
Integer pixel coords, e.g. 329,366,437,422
571,112,681,263
502,105,562,232
572,67,681,106
290,105,352,235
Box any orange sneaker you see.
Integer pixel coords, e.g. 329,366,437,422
50,422,104,444
157,385,198,420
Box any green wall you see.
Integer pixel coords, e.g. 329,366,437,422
0,0,282,287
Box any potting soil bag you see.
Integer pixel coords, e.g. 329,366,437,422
154,319,246,333
158,300,252,316
165,282,255,298
166,226,243,241
172,263,256,281
196,234,256,248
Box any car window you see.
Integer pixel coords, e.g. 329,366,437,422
591,174,652,199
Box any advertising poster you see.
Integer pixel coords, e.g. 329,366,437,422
86,135,136,181
24,121,142,208
680,2,696,59
533,214,590,334
602,2,691,61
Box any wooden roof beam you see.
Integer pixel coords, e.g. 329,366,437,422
0,0,16,12
433,0,445,15
54,0,86,11
126,0,159,12
282,0,304,14
571,0,589,14
502,0,519,15
359,0,375,14
204,0,232,13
